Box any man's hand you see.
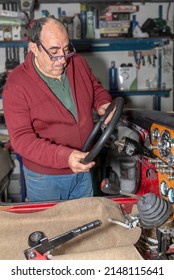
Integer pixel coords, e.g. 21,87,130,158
98,102,115,125
68,150,95,173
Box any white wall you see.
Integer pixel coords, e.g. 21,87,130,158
0,2,173,111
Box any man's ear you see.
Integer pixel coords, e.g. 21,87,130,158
28,42,38,55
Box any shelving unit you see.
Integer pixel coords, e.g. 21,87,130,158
0,41,28,48
0,36,170,51
74,37,170,110
0,36,171,110
109,89,171,98
38,0,173,3
72,37,170,52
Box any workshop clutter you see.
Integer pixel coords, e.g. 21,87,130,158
56,4,139,39
141,18,172,36
0,145,13,202
0,9,29,41
99,19,130,39
128,49,161,89
111,49,159,91
57,5,97,39
99,4,139,38
109,61,137,91
118,64,137,91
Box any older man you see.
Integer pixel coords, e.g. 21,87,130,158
3,17,113,202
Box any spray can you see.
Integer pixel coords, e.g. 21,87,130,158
80,4,87,39
86,7,95,39
109,61,118,90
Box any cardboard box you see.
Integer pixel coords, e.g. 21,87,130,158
112,13,130,21
12,26,28,40
104,5,139,13
100,33,120,38
102,12,130,21
118,66,137,90
0,26,3,41
12,25,21,40
0,9,24,18
100,27,129,34
99,20,130,28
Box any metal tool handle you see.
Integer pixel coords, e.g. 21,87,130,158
24,219,102,259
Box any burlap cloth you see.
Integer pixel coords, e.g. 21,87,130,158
0,197,143,260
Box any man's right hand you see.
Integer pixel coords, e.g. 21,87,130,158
68,150,95,173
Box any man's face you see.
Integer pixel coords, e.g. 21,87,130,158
35,21,70,78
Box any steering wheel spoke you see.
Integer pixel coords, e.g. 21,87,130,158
81,97,125,164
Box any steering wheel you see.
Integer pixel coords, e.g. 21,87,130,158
81,97,125,164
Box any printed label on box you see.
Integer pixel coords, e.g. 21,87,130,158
118,66,137,90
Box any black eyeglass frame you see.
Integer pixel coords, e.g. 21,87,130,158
39,42,76,61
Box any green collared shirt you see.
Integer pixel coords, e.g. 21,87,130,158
34,63,78,121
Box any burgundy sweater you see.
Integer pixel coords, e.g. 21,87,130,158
2,52,112,175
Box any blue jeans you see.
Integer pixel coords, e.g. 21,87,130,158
23,166,93,202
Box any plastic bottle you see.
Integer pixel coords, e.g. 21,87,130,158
59,10,67,27
57,7,61,19
109,61,118,90
86,7,95,39
152,74,158,89
41,10,49,17
3,26,12,41
73,14,81,39
93,7,98,31
131,15,138,33
162,82,166,89
66,17,73,40
80,4,87,39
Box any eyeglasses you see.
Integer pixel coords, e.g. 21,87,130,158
39,42,76,61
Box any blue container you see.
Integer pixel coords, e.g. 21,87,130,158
109,61,118,90
80,4,87,39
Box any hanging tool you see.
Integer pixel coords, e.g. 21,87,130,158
24,47,28,59
142,55,145,66
152,54,157,67
3,1,21,76
24,219,102,260
147,55,152,66
5,47,20,76
133,51,142,69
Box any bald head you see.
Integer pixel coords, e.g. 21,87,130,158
30,17,68,47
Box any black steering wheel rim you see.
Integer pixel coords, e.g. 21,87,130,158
81,97,124,164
